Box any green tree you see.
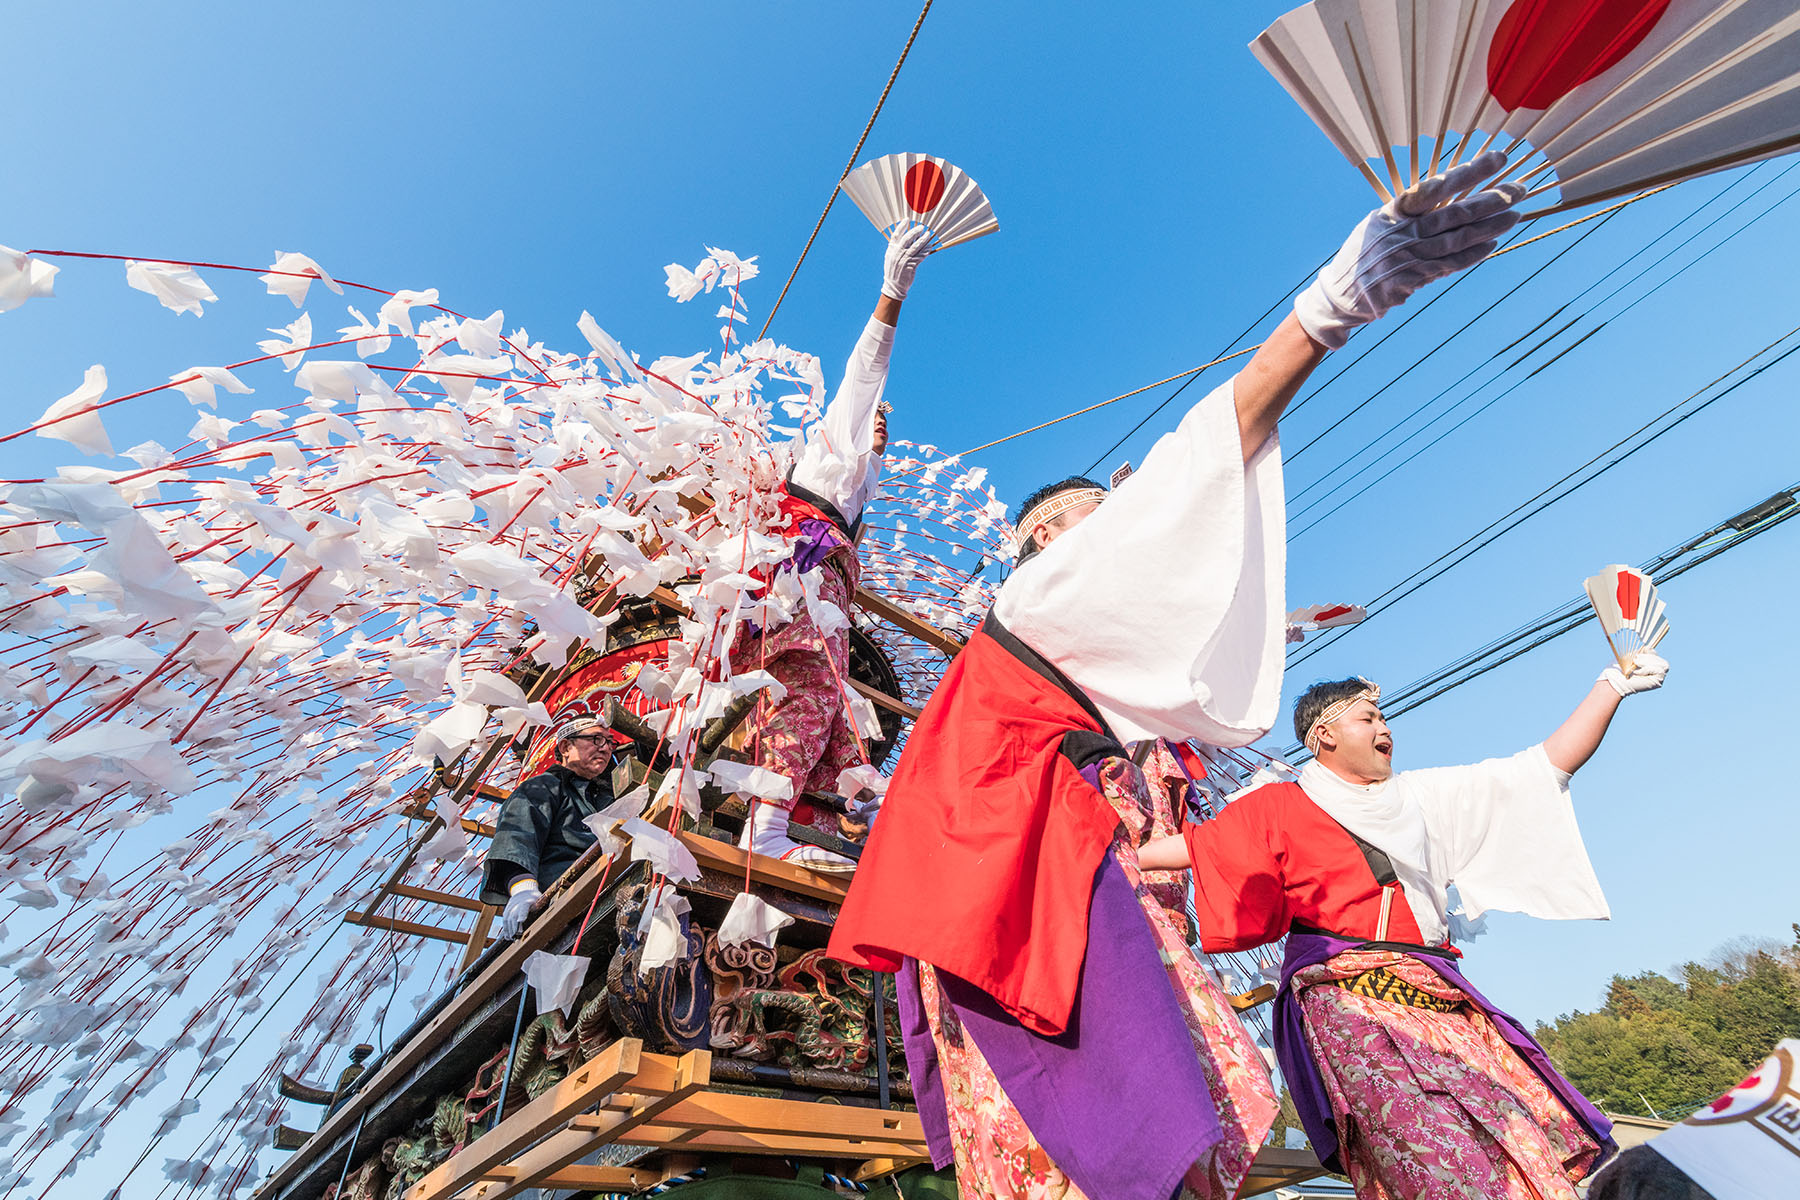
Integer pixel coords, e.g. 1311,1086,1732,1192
1534,933,1800,1117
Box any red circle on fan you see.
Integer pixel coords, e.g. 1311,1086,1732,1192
904,161,947,213
1486,0,1671,111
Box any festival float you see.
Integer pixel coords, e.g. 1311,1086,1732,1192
0,158,1325,1196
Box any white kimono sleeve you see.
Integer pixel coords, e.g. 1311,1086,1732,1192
1410,744,1611,925
788,315,895,524
991,376,1286,746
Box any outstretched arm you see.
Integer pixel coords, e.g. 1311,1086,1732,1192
1234,313,1326,461
1235,150,1524,463
1542,652,1669,775
789,226,932,518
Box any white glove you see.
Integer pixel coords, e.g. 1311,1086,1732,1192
1295,150,1524,350
1600,651,1669,697
499,879,542,939
880,222,934,302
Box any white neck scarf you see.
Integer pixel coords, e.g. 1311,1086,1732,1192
1299,758,1449,945
1299,745,1610,945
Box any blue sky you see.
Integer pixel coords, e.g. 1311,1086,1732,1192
4,0,1799,1182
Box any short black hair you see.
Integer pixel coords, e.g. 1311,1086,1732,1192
1293,677,1379,745
1014,476,1105,555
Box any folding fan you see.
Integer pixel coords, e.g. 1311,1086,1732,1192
1285,601,1367,644
838,153,999,252
1583,564,1671,673
1252,0,1800,215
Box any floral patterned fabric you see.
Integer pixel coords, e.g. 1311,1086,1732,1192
733,554,862,836
1293,949,1604,1200
917,753,1277,1200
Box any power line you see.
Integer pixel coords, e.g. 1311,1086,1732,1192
1279,479,1800,757
1080,254,1325,474
1290,161,1788,483
1287,321,1800,670
1285,162,1800,539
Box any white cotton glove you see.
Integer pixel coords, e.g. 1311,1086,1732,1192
1600,651,1669,697
1295,150,1525,350
499,879,542,939
880,222,935,302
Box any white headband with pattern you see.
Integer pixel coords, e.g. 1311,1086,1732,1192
1304,680,1381,754
1015,487,1106,552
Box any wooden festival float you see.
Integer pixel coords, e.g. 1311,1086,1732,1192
254,561,968,1200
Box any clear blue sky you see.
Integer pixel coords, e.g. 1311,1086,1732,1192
3,1,1798,1185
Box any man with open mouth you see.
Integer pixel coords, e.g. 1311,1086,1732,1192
1138,655,1669,1200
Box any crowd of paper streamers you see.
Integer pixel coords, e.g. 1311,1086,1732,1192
0,242,1012,1197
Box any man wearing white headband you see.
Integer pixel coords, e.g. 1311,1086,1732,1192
834,153,1527,1200
732,226,932,871
480,713,618,939
1137,653,1669,1200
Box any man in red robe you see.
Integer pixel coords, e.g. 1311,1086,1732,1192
831,152,1526,1200
1137,656,1669,1200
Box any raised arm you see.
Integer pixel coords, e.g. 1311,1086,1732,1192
1235,150,1524,463
1542,652,1668,775
789,225,932,520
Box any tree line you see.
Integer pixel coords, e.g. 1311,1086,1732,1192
1533,925,1800,1118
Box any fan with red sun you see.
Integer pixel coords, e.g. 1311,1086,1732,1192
1252,0,1800,215
1285,601,1367,645
838,153,999,252
1583,564,1671,674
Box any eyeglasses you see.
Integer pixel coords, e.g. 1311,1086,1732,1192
566,732,613,745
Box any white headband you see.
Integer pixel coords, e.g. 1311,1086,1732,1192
1304,680,1380,754
1016,487,1106,552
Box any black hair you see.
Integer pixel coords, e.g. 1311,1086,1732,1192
1292,677,1380,746
1013,476,1105,556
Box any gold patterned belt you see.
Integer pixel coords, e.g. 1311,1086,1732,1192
1324,967,1462,1012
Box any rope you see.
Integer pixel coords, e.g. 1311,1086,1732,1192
754,0,935,343
946,347,1258,464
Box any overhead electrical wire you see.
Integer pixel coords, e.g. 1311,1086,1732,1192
1285,163,1782,472
921,181,1681,475
1279,478,1800,757
1287,323,1800,670
1287,163,1800,537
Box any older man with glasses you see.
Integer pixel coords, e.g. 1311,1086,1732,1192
480,713,618,938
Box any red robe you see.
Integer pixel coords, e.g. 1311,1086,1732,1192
1183,779,1431,950
828,616,1122,1036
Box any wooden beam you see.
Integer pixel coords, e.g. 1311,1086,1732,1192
459,905,497,976
647,585,692,617
265,847,635,1199
616,1124,925,1160
854,587,965,656
853,1157,936,1183
403,1038,647,1200
402,807,497,838
848,677,921,721
1230,984,1277,1012
676,830,850,905
1238,1146,1326,1196
389,884,484,913
457,1050,711,1200
532,1164,661,1191
623,1091,920,1143
342,911,471,945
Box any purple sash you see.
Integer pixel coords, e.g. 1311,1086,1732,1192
1274,930,1616,1173
897,857,1222,1200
